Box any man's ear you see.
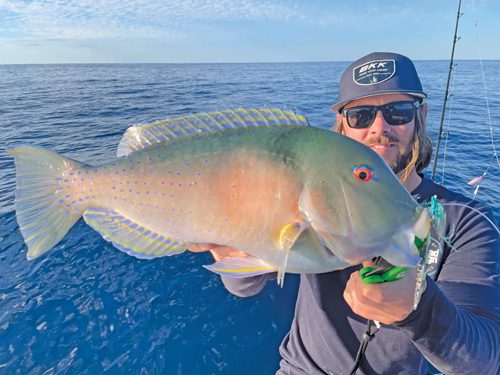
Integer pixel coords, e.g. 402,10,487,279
421,103,428,119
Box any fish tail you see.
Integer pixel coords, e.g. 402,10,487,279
7,145,89,259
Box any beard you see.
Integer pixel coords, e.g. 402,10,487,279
365,134,412,174
392,143,412,174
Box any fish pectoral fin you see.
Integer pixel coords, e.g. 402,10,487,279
275,220,307,286
83,207,187,259
278,220,308,252
203,256,277,278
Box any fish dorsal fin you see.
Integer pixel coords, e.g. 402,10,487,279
117,108,309,157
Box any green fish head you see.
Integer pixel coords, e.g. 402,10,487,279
297,129,420,265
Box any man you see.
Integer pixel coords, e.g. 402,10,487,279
190,52,499,374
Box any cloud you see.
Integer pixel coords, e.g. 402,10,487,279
0,0,300,40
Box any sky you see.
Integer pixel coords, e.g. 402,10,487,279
0,0,499,64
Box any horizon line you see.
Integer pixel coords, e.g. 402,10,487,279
2,58,500,66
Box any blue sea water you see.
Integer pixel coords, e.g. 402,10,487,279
0,61,498,374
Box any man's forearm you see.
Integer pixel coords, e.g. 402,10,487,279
220,274,274,297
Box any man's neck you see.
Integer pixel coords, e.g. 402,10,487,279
401,169,422,193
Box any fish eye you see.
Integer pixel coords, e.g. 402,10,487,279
353,165,374,182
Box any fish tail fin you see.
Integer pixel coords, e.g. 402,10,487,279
7,145,89,259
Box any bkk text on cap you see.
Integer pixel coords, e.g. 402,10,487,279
331,52,427,113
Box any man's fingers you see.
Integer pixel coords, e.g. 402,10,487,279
187,243,215,252
362,260,376,267
188,243,251,261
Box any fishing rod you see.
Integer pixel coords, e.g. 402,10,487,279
431,0,462,181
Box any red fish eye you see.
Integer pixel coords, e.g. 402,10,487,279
353,165,374,182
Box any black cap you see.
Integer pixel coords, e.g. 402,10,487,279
331,52,427,112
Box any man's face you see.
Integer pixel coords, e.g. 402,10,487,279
336,93,419,174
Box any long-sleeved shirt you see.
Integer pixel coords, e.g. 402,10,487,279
220,177,500,374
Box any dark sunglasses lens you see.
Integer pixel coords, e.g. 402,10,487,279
383,102,415,125
346,107,376,129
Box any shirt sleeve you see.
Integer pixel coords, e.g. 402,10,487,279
220,274,275,297
395,203,500,375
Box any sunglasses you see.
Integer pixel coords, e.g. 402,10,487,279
342,100,420,129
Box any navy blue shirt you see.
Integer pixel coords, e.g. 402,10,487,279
221,177,500,374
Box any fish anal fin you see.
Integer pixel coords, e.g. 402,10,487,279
203,256,277,278
83,207,187,259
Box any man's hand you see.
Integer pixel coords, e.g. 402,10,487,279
188,243,249,262
343,261,424,324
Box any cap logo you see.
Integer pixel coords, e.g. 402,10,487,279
353,59,396,86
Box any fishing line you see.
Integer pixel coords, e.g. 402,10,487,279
349,319,380,375
467,0,500,197
441,202,500,234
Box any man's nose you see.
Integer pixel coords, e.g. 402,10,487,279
369,110,391,134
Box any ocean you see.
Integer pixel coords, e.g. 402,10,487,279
0,61,498,374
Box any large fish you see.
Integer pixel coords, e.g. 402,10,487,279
8,108,432,284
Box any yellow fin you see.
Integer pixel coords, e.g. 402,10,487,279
83,207,187,259
275,220,308,286
7,145,88,259
117,108,308,157
204,256,277,278
279,221,307,252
